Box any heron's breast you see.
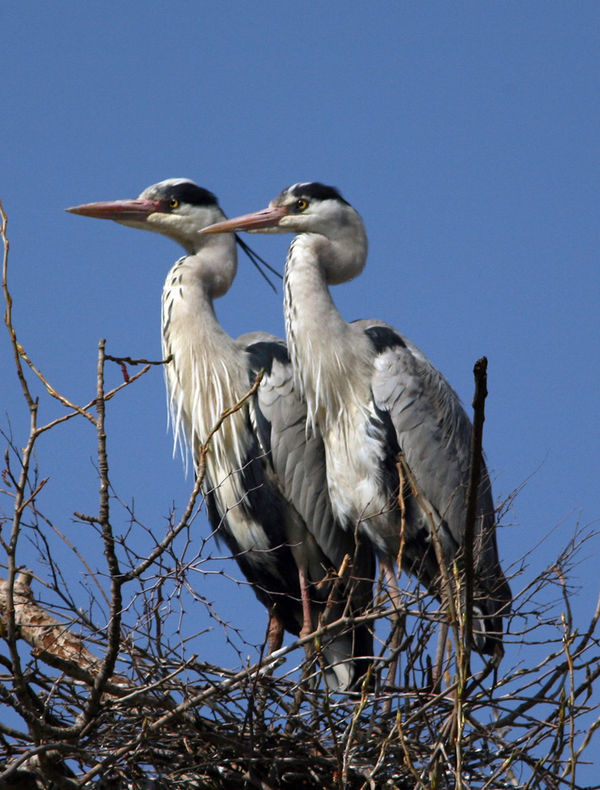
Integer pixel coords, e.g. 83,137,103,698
323,406,395,536
208,467,273,551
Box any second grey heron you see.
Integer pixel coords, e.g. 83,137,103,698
202,181,512,658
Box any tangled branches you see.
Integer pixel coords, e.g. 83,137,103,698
1,200,599,788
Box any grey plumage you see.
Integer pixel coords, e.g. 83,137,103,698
201,182,512,657
66,179,374,689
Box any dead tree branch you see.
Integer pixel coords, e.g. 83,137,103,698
2,199,599,788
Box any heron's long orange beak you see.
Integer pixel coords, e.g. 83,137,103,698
65,199,163,222
201,206,287,234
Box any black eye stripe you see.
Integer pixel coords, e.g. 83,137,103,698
289,182,349,205
141,180,220,208
164,182,218,207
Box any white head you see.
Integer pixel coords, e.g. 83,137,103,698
202,182,368,286
67,178,238,298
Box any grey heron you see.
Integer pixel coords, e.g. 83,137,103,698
202,182,512,658
66,179,374,689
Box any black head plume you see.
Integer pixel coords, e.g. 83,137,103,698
235,235,282,293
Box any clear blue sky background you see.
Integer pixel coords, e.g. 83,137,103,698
2,0,599,772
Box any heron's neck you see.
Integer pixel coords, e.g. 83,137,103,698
284,235,372,430
161,256,248,470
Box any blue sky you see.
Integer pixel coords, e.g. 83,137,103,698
2,0,599,769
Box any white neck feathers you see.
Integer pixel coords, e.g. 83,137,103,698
161,256,249,476
284,234,372,431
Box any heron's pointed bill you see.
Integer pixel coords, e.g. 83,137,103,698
201,206,287,235
65,199,163,222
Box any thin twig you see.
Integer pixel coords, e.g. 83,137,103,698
80,339,124,728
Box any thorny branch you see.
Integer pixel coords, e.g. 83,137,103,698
2,200,600,788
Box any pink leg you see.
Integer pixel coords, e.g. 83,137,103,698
383,559,403,693
383,560,402,612
267,605,284,653
298,566,313,640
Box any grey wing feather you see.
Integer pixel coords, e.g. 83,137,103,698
236,330,280,348
242,332,352,571
240,330,375,683
357,319,509,599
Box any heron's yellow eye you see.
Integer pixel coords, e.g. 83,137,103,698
169,198,179,209
294,198,308,212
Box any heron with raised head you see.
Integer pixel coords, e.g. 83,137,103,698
66,179,374,689
202,182,512,658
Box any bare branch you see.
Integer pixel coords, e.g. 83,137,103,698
2,198,599,788
463,355,488,656
0,571,118,685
